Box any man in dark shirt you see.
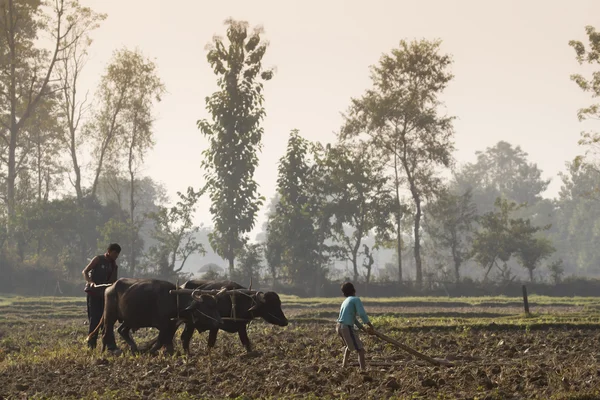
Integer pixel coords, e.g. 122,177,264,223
82,243,121,349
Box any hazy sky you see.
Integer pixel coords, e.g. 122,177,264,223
82,0,599,239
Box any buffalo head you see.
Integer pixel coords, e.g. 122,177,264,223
185,291,222,328
248,291,288,327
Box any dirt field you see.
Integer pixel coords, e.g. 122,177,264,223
1,295,600,399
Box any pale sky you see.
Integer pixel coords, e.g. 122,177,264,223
80,0,599,239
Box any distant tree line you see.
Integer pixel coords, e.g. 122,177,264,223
0,4,599,296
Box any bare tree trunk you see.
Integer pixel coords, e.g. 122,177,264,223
228,257,235,278
413,195,423,286
129,169,136,277
393,152,403,283
451,241,461,283
128,126,137,277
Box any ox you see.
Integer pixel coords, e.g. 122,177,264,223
174,279,289,353
87,278,224,355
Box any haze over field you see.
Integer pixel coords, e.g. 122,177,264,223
81,0,598,233
2,0,600,290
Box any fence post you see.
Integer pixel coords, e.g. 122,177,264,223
522,284,530,315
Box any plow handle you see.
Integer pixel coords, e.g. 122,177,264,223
361,326,452,367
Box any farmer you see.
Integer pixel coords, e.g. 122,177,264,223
336,281,375,370
82,243,121,349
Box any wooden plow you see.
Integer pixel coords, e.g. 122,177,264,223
361,327,454,367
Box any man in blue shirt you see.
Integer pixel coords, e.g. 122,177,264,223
336,282,375,370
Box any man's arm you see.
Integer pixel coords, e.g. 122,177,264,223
355,298,370,325
82,257,99,284
109,265,118,283
355,299,375,333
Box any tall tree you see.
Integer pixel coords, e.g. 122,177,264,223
570,25,600,170
314,142,392,282
56,10,105,203
341,39,455,286
552,162,600,275
0,0,99,233
145,187,205,281
454,141,550,214
236,242,262,286
423,188,477,282
198,19,273,276
265,130,323,288
88,49,164,275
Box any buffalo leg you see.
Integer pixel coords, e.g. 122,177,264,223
180,322,195,354
100,298,120,353
101,316,118,353
207,328,219,349
117,323,138,354
238,325,252,353
162,322,178,355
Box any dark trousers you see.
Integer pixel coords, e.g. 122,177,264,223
87,293,104,342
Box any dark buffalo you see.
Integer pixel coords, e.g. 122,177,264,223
179,279,288,353
87,278,223,355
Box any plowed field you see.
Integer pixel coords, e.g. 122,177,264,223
1,295,600,399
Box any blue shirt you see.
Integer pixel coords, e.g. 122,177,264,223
337,296,370,327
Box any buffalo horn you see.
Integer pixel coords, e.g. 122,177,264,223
257,291,266,303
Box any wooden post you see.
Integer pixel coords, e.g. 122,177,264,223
522,284,530,315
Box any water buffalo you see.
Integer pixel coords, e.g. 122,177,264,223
178,279,289,353
87,278,224,355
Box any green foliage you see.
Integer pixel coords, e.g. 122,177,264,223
570,26,600,191
265,130,327,291
424,188,478,282
235,242,262,286
145,187,205,281
96,48,165,276
313,142,393,282
341,39,456,286
0,0,102,229
198,19,272,276
472,198,555,282
570,25,600,124
453,141,551,214
552,163,600,275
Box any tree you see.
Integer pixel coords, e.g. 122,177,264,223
361,244,375,284
570,25,600,170
236,242,262,286
87,49,164,276
0,0,100,233
547,259,565,284
453,141,550,214
198,19,273,276
341,39,455,286
472,198,524,281
146,187,205,281
265,130,324,290
516,235,555,282
472,197,554,282
552,162,600,276
263,195,283,284
314,142,392,282
423,188,477,282
55,7,105,203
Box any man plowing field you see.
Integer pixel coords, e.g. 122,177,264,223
336,281,453,369
336,282,376,370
